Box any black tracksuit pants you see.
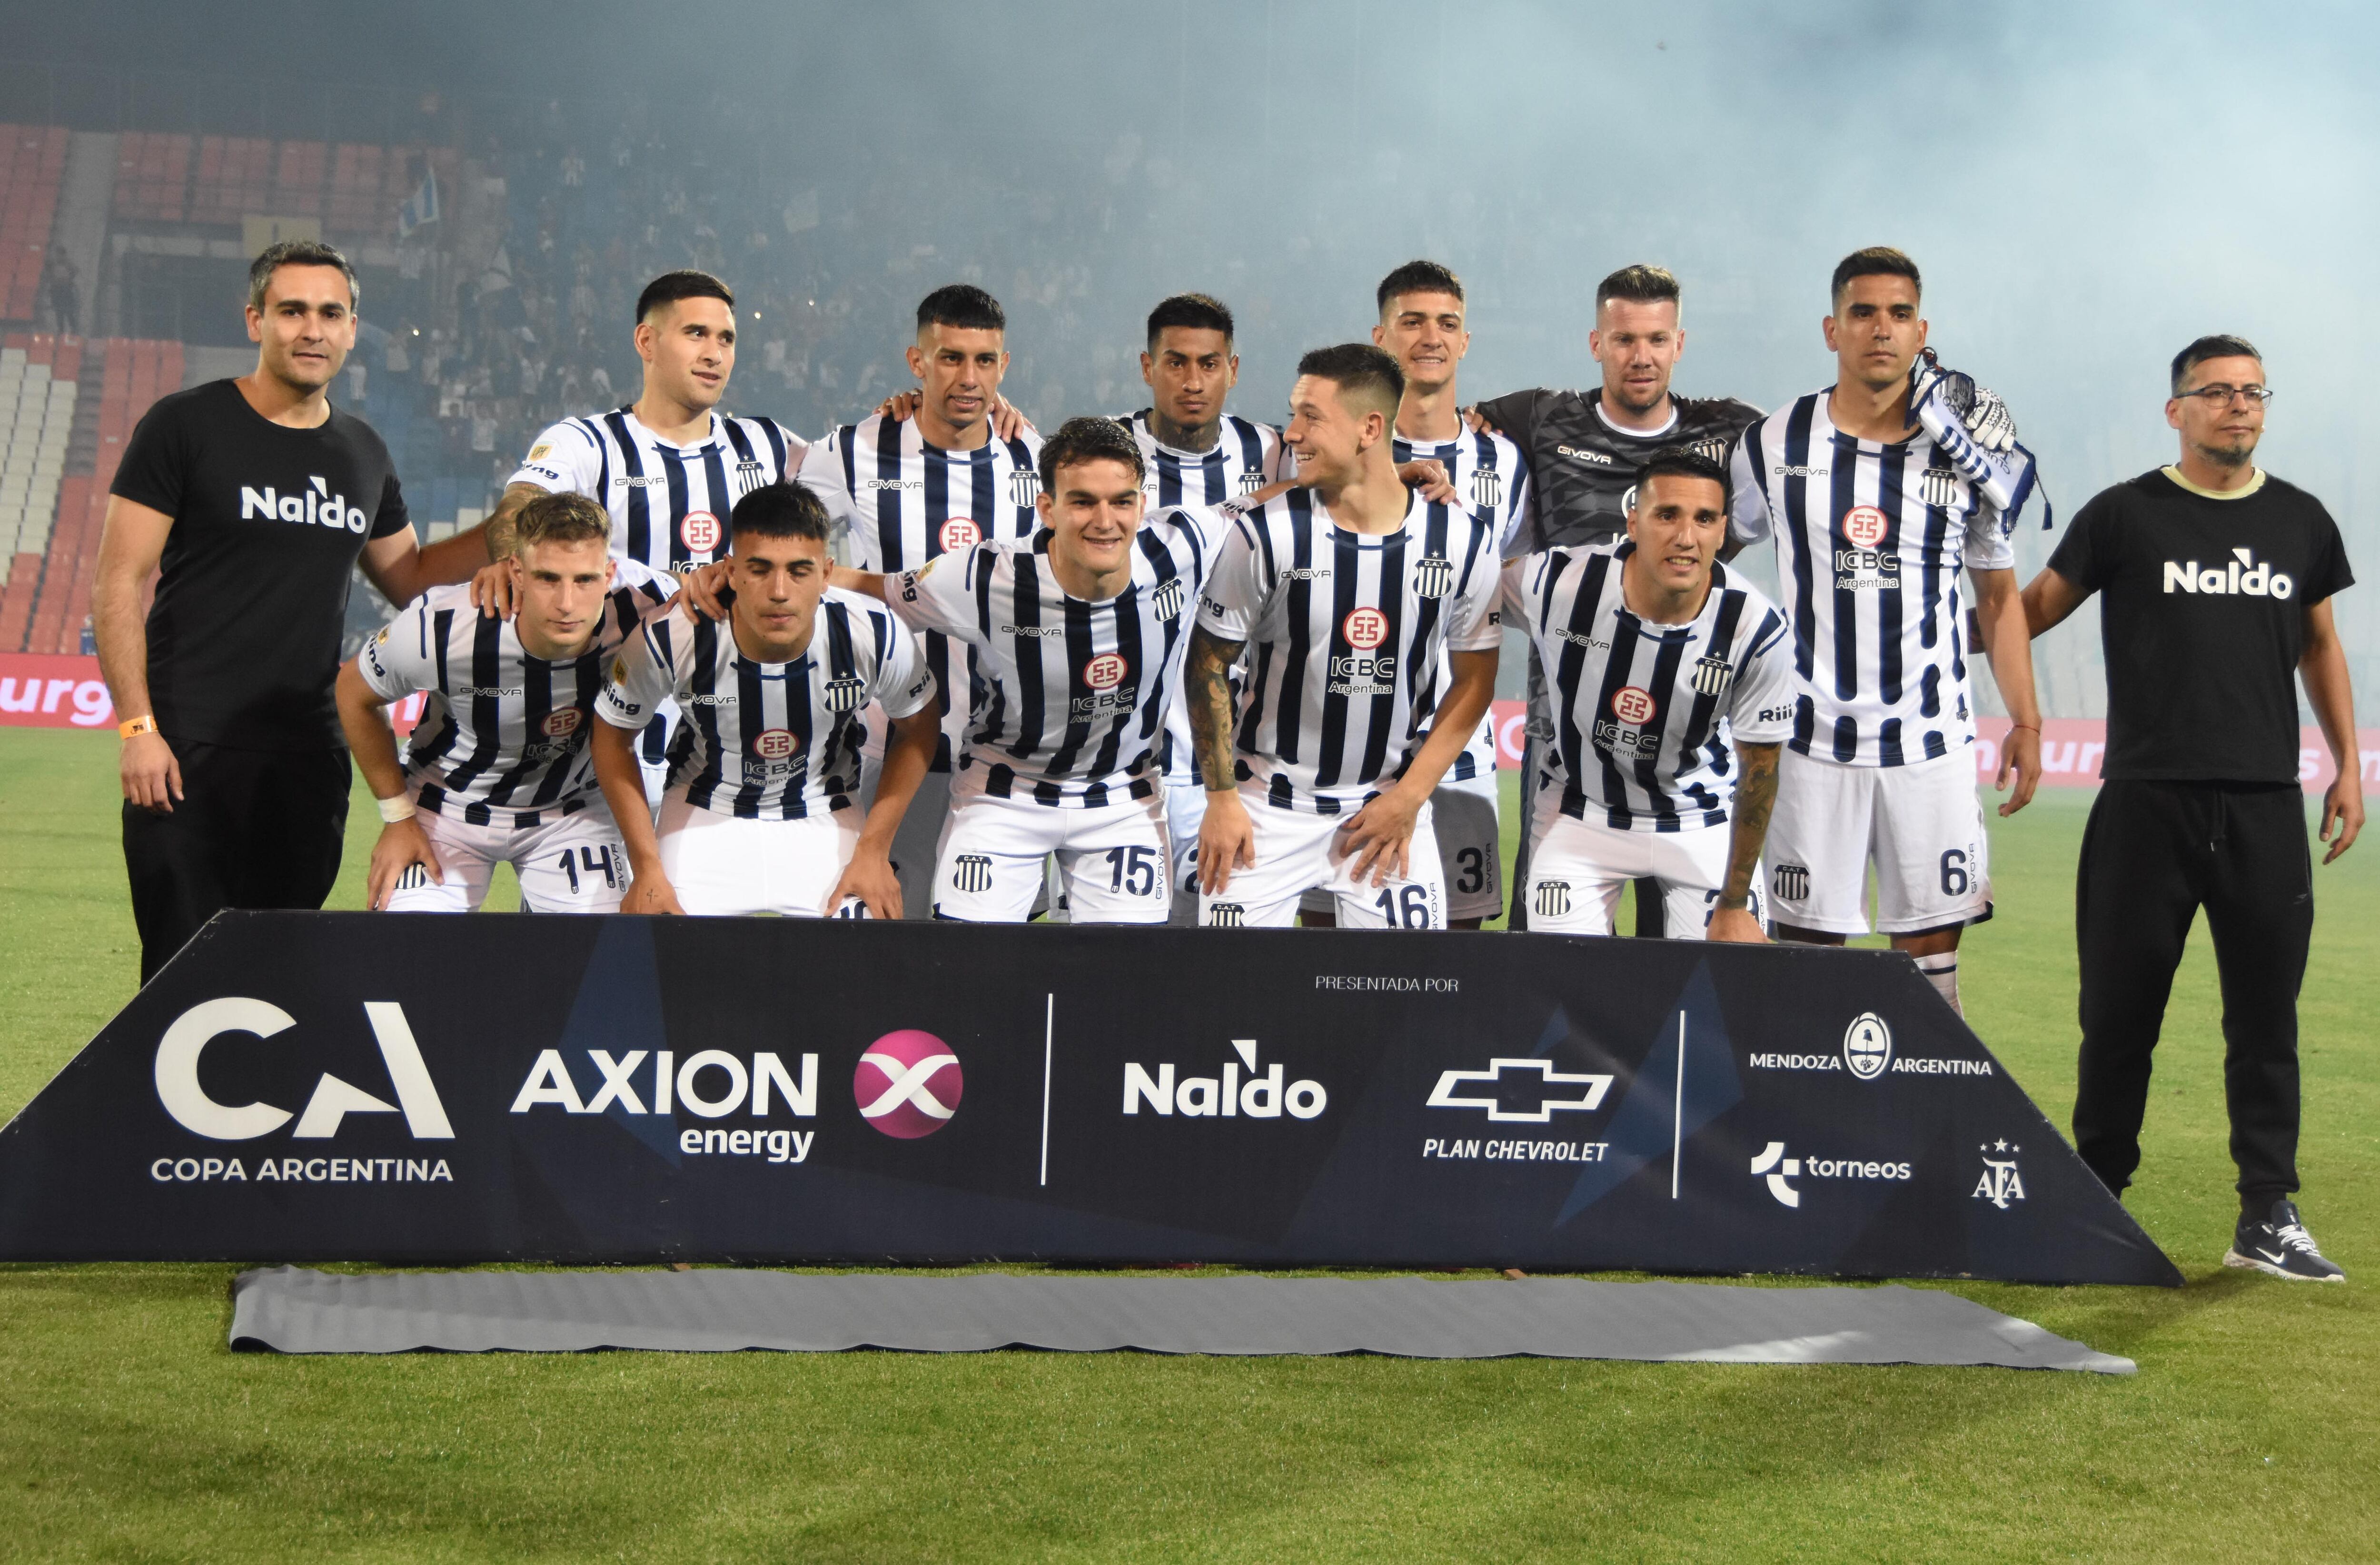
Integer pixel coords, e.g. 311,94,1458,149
121,739,350,983
2073,779,2311,1206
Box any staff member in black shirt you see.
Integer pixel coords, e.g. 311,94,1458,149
94,240,484,981
2023,334,2359,1283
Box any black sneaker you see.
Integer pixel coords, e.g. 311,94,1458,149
2224,1200,2346,1282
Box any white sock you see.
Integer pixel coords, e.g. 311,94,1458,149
1915,952,1961,1016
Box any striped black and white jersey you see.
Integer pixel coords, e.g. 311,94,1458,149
359,558,675,827
1396,426,1534,784
889,506,1220,806
595,591,934,819
1197,488,1504,815
1117,410,1287,508
509,408,809,574
797,414,1044,768
1115,410,1289,788
1507,541,1794,831
1729,390,2017,767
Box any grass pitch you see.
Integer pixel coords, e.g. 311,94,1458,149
0,727,2374,1562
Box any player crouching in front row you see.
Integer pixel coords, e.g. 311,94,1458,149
337,492,674,912
833,416,1219,923
593,482,940,916
1505,447,1792,941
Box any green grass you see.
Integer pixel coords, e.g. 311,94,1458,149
1,727,2374,1562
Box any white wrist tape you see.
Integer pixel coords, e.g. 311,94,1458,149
377,794,418,824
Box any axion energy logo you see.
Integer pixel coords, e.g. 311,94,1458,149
855,1030,962,1138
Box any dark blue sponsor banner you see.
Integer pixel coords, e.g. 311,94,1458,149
0,913,2178,1285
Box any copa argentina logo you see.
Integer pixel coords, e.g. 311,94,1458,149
238,475,368,534
2162,547,2293,599
149,997,454,1185
1123,1038,1325,1120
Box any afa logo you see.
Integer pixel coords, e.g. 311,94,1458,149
1083,653,1129,691
854,1030,962,1139
1841,505,1890,550
1973,1140,2026,1208
939,517,981,553
1342,607,1390,650
680,511,722,554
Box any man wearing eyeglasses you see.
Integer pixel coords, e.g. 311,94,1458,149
2023,334,2360,1284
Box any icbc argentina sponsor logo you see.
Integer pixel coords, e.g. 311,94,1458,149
1071,652,1134,717
1747,1012,1996,1079
145,997,456,1186
1834,505,1900,590
679,510,722,554
1330,608,1396,697
939,517,981,553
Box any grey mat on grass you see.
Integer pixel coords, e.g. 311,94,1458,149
228,1267,2132,1372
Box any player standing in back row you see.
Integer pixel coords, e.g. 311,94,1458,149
1115,293,1289,920
461,270,809,802
1728,248,2044,1014
798,285,1044,918
1189,344,1503,929
1368,260,1531,928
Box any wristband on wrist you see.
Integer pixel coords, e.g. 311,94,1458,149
377,794,418,824
118,714,158,739
2008,723,2040,733
1716,895,1750,911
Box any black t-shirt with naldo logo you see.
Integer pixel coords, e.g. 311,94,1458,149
112,379,409,750
2048,467,2352,783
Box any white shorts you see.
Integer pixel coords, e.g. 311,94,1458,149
387,802,627,913
1523,793,1749,940
1164,778,1207,926
858,744,952,923
1298,771,1500,923
1766,747,1990,937
654,793,868,918
1202,784,1447,930
934,779,1171,924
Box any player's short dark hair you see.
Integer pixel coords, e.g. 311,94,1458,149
1039,416,1147,493
247,238,358,312
635,269,734,323
1632,445,1730,513
2170,334,2263,394
1376,260,1464,317
1295,343,1404,421
1596,264,1680,312
1145,293,1235,350
729,481,831,544
1830,247,1921,307
917,284,1006,335
511,491,611,555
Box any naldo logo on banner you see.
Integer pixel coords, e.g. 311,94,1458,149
1122,1039,1325,1119
148,996,454,1184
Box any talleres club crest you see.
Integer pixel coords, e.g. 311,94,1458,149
854,1030,963,1139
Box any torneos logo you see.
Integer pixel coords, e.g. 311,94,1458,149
1083,653,1128,690
1610,685,1656,725
1842,505,1890,549
1843,1012,1894,1080
1342,607,1389,650
680,510,722,553
940,517,981,552
542,708,583,738
854,1030,962,1138
753,728,797,760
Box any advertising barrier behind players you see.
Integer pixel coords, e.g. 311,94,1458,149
0,912,2179,1285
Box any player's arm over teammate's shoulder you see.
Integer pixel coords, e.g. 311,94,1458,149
334,595,447,910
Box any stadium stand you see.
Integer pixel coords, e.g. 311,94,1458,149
0,125,69,324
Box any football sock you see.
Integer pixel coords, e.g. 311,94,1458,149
1914,951,1960,1016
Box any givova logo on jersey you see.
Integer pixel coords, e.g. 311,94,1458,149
147,997,456,1186
2162,548,2294,599
238,476,369,535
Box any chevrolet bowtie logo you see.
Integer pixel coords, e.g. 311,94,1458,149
1425,1059,1614,1122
